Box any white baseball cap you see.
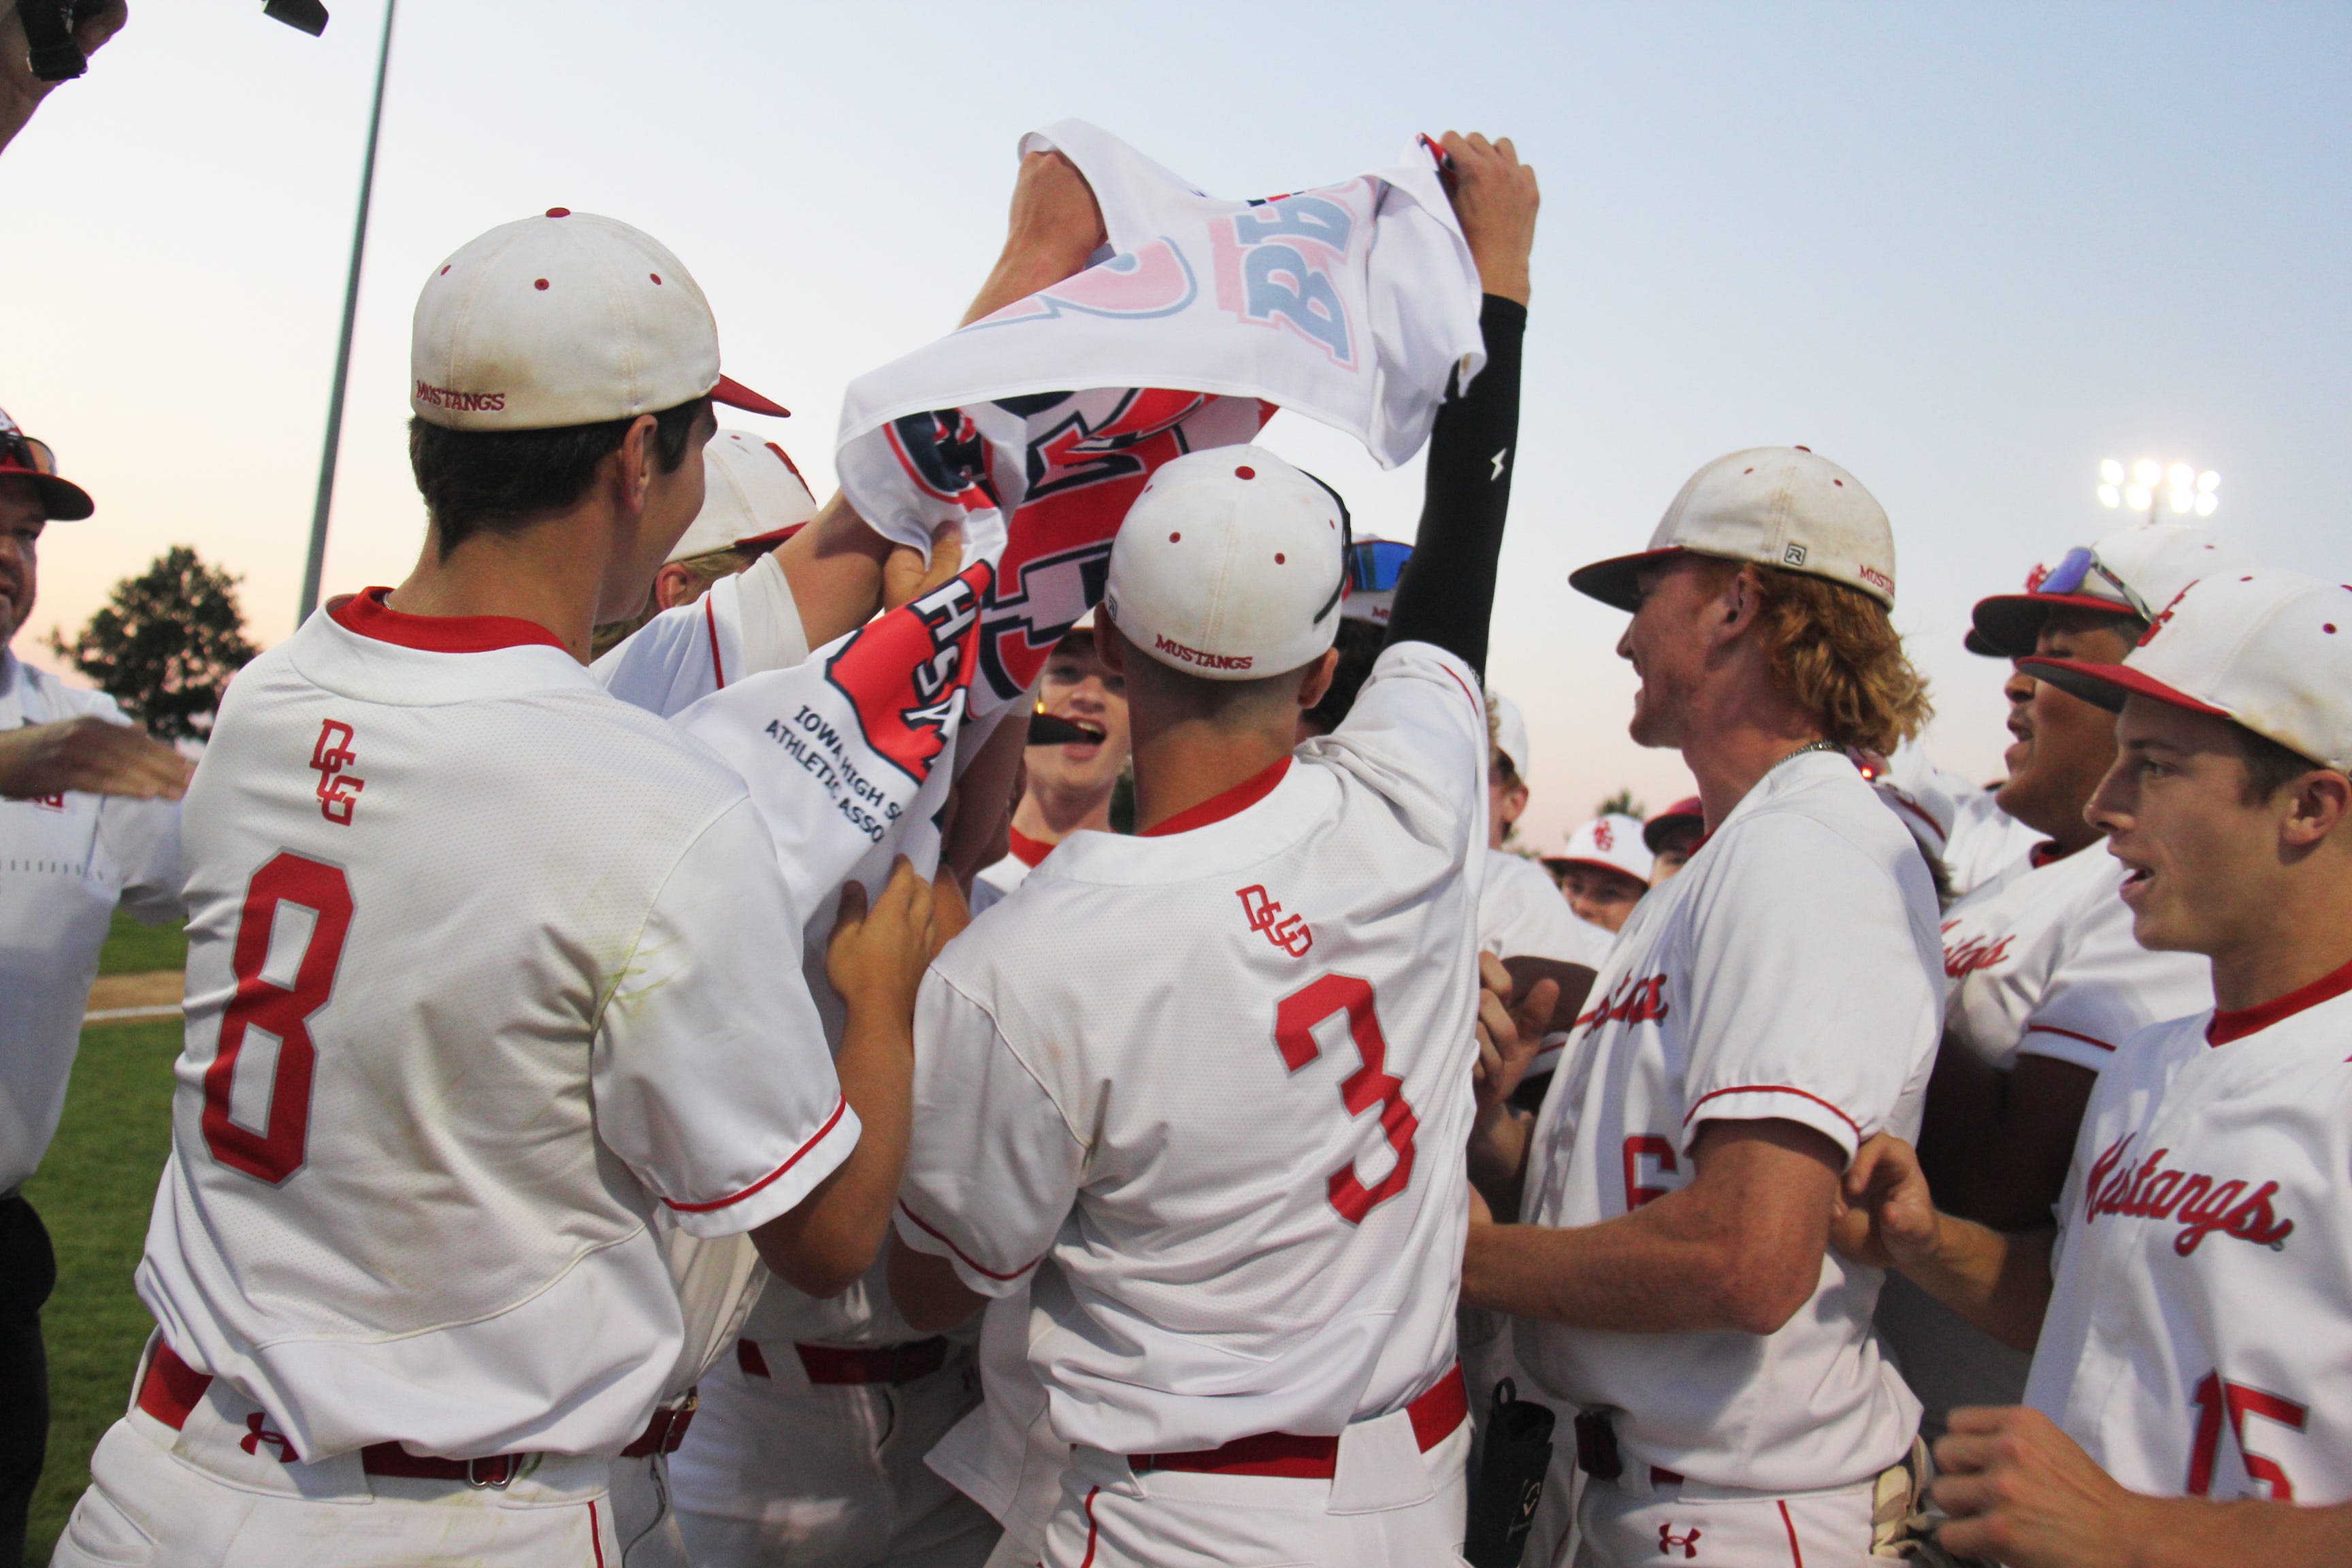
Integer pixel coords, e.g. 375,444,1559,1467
1554,813,1653,884
1489,691,1532,779
411,208,788,432
666,430,818,564
1102,446,1348,680
1571,446,1897,611
2023,568,2352,774
1967,520,2257,658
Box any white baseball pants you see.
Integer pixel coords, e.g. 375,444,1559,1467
1567,1468,1878,1568
668,1339,996,1568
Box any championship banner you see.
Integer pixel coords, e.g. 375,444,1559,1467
834,116,1486,717
679,120,1484,926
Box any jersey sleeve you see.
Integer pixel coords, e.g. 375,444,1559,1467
1305,641,1490,855
1676,814,1938,1163
595,797,859,1239
1480,856,1613,967
96,794,184,924
894,969,1083,1298
2014,896,2212,1071
591,553,812,720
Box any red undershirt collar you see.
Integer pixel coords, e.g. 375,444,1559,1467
2206,952,2352,1047
1140,756,1292,838
2028,840,2074,870
327,587,569,655
1007,826,1053,868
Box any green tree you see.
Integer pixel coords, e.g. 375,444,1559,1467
50,546,258,739
1596,787,1646,819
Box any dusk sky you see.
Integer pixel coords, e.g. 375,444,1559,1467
3,1,2344,844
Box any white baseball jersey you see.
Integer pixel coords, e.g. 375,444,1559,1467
1882,737,2036,899
2027,963,2352,1504
138,591,855,1463
1879,839,2215,1427
1,651,184,1194
592,549,809,717
895,641,1489,1455
1517,751,1944,1492
1481,849,1614,969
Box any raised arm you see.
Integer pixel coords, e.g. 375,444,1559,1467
1380,131,1539,678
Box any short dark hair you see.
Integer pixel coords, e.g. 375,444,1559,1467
2232,722,2325,804
408,396,708,557
1299,619,1384,737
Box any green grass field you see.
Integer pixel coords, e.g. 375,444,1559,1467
22,921,186,1563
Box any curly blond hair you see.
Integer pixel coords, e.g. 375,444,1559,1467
1744,564,1932,753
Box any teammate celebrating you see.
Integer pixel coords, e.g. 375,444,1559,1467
1546,813,1652,932
1837,568,2352,1565
1878,521,2235,1436
1465,447,1946,1567
53,211,935,1568
885,130,1538,1568
969,623,1131,915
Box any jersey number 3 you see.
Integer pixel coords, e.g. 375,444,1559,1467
1274,974,1420,1225
200,853,355,1185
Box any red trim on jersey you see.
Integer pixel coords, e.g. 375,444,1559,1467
589,1500,607,1568
1681,1083,1862,1141
702,595,728,689
2024,1024,2118,1054
662,1095,848,1213
327,587,568,654
1128,1364,1467,1478
2208,953,2352,1046
1078,1486,1102,1568
1007,826,1053,868
1139,756,1291,837
1778,1498,1804,1567
896,1199,1041,1281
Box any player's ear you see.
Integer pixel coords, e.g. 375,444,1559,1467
1295,647,1340,709
2284,768,2352,850
614,414,659,514
651,561,696,612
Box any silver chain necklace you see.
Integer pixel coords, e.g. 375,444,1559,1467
1771,738,1846,773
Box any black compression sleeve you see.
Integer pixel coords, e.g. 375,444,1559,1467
1379,293,1526,678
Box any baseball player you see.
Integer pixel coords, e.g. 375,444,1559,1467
1296,536,1412,742
1876,522,2236,1438
0,406,189,1565
1835,567,2352,1565
1639,796,1703,885
883,129,1539,1568
1546,813,1652,933
968,621,1130,916
1482,691,1615,970
589,427,820,657
52,210,937,1568
1465,446,1946,1567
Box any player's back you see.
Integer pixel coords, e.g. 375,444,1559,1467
140,593,800,1459
905,642,1488,1453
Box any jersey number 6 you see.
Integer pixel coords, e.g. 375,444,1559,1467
1273,973,1420,1225
200,852,355,1185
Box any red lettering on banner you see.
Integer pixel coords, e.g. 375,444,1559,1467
308,719,363,826
2082,1135,2295,1256
1237,885,1313,957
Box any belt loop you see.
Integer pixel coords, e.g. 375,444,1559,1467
467,1454,516,1490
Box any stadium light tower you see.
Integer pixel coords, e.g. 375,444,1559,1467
2098,457,2219,524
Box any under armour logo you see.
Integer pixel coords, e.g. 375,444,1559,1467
1659,1522,1701,1558
1237,885,1313,958
308,719,363,826
240,1411,298,1463
1490,447,1509,481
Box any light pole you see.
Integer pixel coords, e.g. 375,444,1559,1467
2098,457,2218,525
295,0,397,628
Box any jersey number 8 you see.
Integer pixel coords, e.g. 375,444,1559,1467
1273,973,1420,1225
200,852,355,1185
